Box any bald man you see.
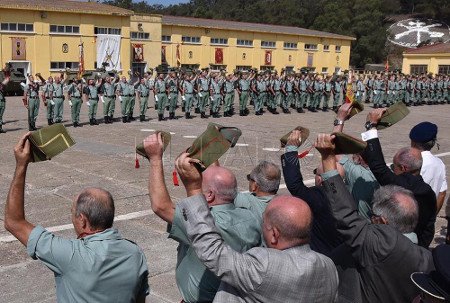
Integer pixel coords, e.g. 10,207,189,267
4,133,149,302
173,152,338,302
143,133,261,303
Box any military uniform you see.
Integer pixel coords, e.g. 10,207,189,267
238,78,250,116
24,82,41,130
84,83,100,125
197,76,210,117
415,78,423,105
155,78,168,121
355,79,365,105
405,78,415,106
210,79,222,117
223,78,236,117
332,80,341,110
182,78,195,118
137,82,150,121
311,79,323,111
443,76,449,104
366,77,374,103
43,82,55,125
255,79,267,115
272,78,282,111
128,81,137,120
102,80,117,124
282,79,294,113
323,80,332,110
116,81,131,123
167,77,178,119
52,82,64,123
68,82,83,127
0,81,7,133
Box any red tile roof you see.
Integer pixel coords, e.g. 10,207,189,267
162,15,355,41
0,0,133,16
404,43,450,55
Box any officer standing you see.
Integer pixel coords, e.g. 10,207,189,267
52,75,65,123
332,76,342,111
42,76,55,125
197,69,210,118
443,75,449,104
270,72,281,114
281,73,293,114
23,74,44,131
355,74,365,105
181,72,197,119
68,79,84,127
102,75,118,124
167,71,179,120
0,67,10,133
209,73,223,118
154,73,169,121
128,74,139,121
237,71,251,116
83,78,102,125
323,76,332,111
116,76,131,123
137,77,150,122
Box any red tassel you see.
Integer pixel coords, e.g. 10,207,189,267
135,158,140,169
172,169,179,186
297,147,313,159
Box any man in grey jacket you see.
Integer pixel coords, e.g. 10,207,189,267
173,152,339,303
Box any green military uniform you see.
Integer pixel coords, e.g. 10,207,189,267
168,203,261,303
366,78,374,103
128,81,137,120
210,79,222,117
223,79,235,116
197,77,210,116
399,78,406,103
43,82,55,124
283,79,294,112
422,79,430,104
167,77,178,119
68,83,83,126
333,80,341,109
52,82,64,123
355,80,365,105
84,84,100,125
103,81,117,123
25,82,41,130
255,79,267,115
155,78,168,120
0,82,6,132
234,192,273,220
238,78,250,115
272,78,282,110
436,79,444,104
405,78,415,106
182,79,195,117
137,82,150,121
116,81,131,123
298,78,308,110
311,80,323,110
323,80,332,110
443,77,449,104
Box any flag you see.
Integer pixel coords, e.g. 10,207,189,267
345,71,354,104
385,59,389,72
215,48,223,64
11,37,26,60
176,44,181,67
78,42,85,79
132,43,144,62
265,50,272,66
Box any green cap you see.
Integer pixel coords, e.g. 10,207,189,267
187,123,242,171
348,101,364,119
332,132,367,155
377,101,410,130
136,131,172,159
280,126,310,148
29,123,76,162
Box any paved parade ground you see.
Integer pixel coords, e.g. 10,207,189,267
0,97,449,302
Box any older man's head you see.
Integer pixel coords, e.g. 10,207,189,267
202,166,237,206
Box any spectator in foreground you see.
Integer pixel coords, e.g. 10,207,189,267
315,133,434,303
173,151,339,303
4,133,149,302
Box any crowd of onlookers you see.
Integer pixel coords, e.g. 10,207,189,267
4,101,449,302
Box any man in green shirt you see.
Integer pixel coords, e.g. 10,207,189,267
52,75,65,123
83,78,102,125
116,76,132,123
5,133,150,303
102,76,118,124
23,74,45,131
42,76,55,125
137,78,150,122
67,80,84,127
143,133,261,302
0,71,10,133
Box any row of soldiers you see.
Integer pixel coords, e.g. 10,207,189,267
12,68,450,132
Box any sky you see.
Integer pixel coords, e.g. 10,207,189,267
143,0,189,5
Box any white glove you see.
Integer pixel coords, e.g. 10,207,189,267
118,96,122,102
198,92,203,97
86,101,91,106
69,101,73,106
50,100,55,105
374,91,378,95
100,96,104,103
155,95,159,102
210,96,214,101
181,95,186,101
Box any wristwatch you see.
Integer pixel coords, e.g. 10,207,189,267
365,121,378,130
333,119,344,126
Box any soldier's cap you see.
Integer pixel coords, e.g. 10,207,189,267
280,126,310,148
411,244,450,301
332,132,367,155
136,131,172,159
409,122,437,143
377,101,410,130
29,123,76,162
187,123,242,171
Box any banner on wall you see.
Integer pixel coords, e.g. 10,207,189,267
132,43,144,62
11,37,26,60
96,34,121,71
215,48,223,64
264,50,272,66
161,46,167,64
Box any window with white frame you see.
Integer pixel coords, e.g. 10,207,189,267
1,23,33,32
283,42,297,49
182,36,201,43
50,62,79,70
94,27,121,35
304,44,318,51
50,25,80,34
237,39,253,47
162,35,171,43
131,32,150,40
261,41,276,48
210,38,228,45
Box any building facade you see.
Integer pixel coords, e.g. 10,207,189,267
402,43,450,75
0,0,354,78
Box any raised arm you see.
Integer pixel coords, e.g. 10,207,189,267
143,133,175,223
4,132,35,246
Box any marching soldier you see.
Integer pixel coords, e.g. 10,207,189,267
23,74,45,131
444,75,449,104
311,75,323,112
237,70,252,116
415,75,423,106
83,78,102,125
355,75,365,105
167,71,179,120
137,77,150,122
332,76,342,111
0,65,11,133
254,73,268,116
128,74,139,121
222,73,237,117
42,76,55,125
116,76,132,123
52,74,65,123
197,69,210,118
323,76,332,112
154,73,169,121
67,79,84,127
102,75,118,124
365,74,374,103
281,74,294,114
297,74,307,113
405,75,415,106
181,72,197,119
269,72,281,114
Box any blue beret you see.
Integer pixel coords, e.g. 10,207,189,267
409,122,437,143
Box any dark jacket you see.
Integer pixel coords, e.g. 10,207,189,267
281,151,342,255
362,137,437,248
323,174,434,303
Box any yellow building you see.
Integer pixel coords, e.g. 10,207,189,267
0,0,354,78
160,16,354,73
402,43,450,74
